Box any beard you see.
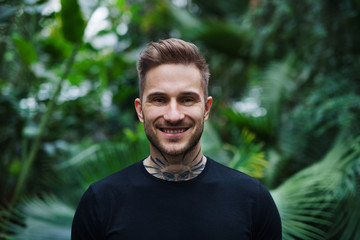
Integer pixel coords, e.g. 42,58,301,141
143,117,204,157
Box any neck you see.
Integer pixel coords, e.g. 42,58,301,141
143,147,207,181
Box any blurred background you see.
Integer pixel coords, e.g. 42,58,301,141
1,0,360,239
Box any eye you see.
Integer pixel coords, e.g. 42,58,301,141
154,98,165,102
150,96,167,105
181,97,195,104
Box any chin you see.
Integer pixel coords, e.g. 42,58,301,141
160,145,188,156
146,126,203,157
159,142,199,157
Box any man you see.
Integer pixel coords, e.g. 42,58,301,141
71,38,282,239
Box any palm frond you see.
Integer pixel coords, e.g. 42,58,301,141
326,156,360,240
7,196,73,240
271,136,360,239
0,204,24,240
4,125,150,239
56,124,149,192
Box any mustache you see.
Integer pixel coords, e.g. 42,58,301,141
154,119,193,128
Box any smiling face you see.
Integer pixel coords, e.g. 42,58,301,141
135,64,212,157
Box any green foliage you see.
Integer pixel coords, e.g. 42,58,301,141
9,196,74,240
201,122,231,165
12,37,37,66
197,21,252,59
0,4,19,25
60,0,85,43
1,0,360,239
272,136,360,239
57,125,149,193
227,129,267,179
222,108,274,143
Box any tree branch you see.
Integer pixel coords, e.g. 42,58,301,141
11,44,81,205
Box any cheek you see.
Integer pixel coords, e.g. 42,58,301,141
143,106,164,121
144,105,205,121
185,107,205,120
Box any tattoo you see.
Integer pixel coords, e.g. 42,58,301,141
163,172,176,181
150,156,165,168
143,149,206,181
191,149,201,163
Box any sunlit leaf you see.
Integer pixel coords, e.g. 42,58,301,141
227,129,267,178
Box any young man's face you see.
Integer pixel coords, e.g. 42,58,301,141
135,64,212,157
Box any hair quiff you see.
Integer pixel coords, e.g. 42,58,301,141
137,38,210,99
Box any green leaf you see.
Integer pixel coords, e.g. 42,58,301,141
227,129,267,179
60,0,85,43
116,0,126,11
13,37,37,66
67,73,84,86
197,21,253,59
9,158,21,176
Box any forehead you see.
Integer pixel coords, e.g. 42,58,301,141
143,64,204,97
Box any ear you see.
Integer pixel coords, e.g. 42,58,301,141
134,98,144,123
204,96,213,121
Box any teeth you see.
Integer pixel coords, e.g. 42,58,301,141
163,129,186,133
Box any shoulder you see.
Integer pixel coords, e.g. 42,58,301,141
206,159,281,238
206,158,275,201
90,160,143,194
207,157,260,186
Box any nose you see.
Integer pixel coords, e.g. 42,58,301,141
164,100,185,123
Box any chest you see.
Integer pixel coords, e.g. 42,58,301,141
102,184,254,239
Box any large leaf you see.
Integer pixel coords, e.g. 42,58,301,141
12,37,37,66
60,0,85,43
197,21,253,59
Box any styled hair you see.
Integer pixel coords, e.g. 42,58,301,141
137,38,210,99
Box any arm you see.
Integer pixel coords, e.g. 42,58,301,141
253,183,282,240
71,186,103,240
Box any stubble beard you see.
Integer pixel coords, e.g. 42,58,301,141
143,117,204,157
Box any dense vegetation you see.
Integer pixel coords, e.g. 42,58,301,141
1,0,359,239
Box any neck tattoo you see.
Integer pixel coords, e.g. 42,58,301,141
143,149,206,181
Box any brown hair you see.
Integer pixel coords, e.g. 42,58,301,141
137,38,209,99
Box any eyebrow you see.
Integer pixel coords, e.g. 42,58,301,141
146,92,167,99
179,91,201,97
146,91,201,99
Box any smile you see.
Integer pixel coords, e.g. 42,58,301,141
161,128,188,134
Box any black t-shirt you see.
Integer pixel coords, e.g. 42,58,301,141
71,158,282,239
